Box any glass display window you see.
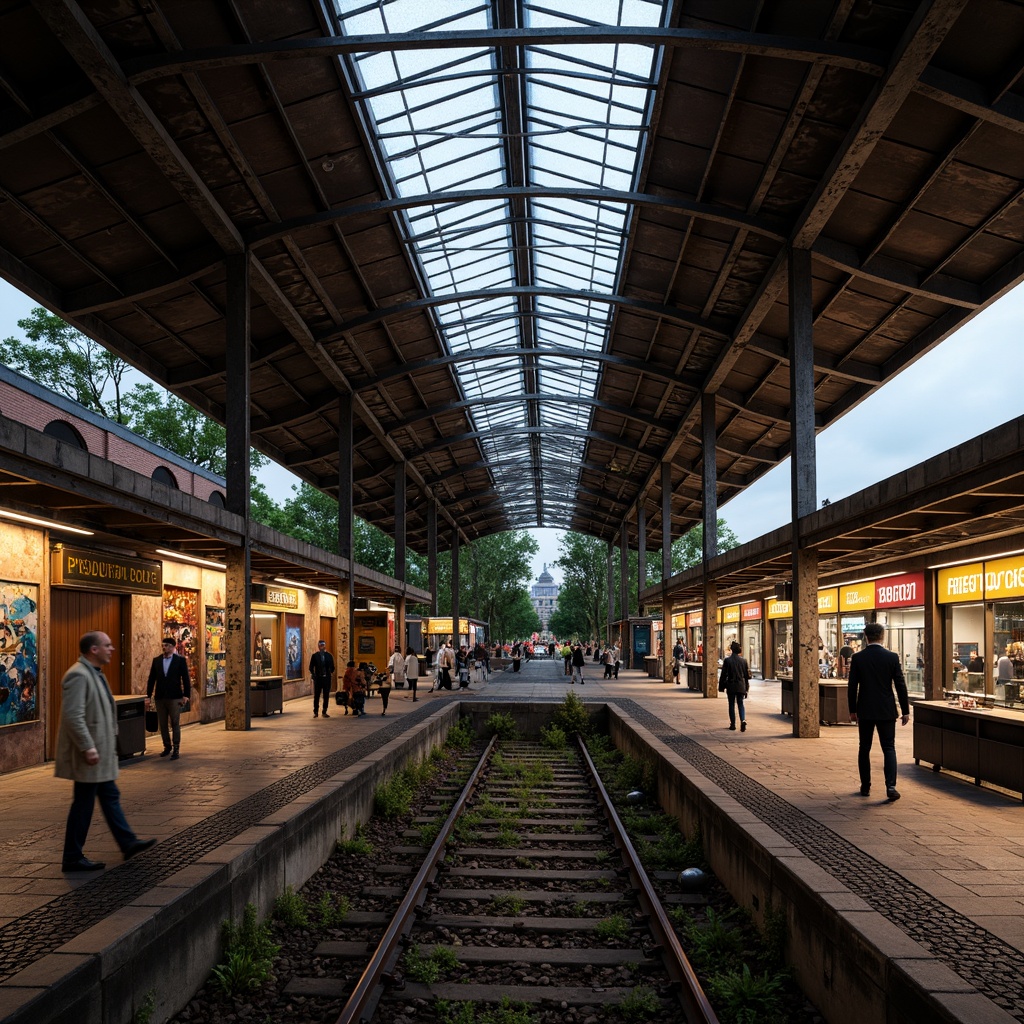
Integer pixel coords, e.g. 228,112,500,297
774,619,793,676
817,615,838,677
251,611,280,675
950,602,984,692
742,620,762,677
875,607,925,696
993,600,1024,699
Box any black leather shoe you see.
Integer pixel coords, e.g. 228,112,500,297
62,858,105,872
886,788,901,802
160,748,171,757
123,839,156,861
859,785,871,796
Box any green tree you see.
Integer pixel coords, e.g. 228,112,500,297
4,308,132,421
435,531,538,637
554,532,609,640
493,589,542,642
670,520,741,575
122,384,232,474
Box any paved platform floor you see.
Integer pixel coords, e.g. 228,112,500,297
2,657,1023,1020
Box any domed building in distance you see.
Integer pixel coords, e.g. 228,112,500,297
530,565,559,637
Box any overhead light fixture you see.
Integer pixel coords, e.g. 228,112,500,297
928,547,1024,570
0,509,93,535
156,548,227,570
274,576,338,596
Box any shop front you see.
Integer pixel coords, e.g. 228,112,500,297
718,605,740,663
940,554,1024,700
740,601,763,677
767,599,793,677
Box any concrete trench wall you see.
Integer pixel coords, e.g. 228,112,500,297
3,705,458,1024
9,701,1007,1024
606,706,1012,1024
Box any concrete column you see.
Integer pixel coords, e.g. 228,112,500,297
224,254,250,731
702,580,718,698
792,548,819,737
663,597,675,685
337,581,351,668
396,595,406,666
789,247,818,737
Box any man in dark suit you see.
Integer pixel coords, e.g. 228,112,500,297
848,621,910,801
308,639,335,718
146,637,191,760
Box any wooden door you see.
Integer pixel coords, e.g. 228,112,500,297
49,589,125,756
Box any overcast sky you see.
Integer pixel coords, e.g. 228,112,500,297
3,279,1023,586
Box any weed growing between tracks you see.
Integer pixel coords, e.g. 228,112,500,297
584,733,822,1024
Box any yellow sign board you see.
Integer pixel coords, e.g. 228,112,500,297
840,582,875,612
985,555,1024,600
937,563,985,604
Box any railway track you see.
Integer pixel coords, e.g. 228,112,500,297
275,737,718,1024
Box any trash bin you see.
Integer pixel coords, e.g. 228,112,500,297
114,695,146,759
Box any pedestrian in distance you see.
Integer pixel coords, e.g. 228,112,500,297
405,646,420,701
388,644,407,693
341,660,356,714
612,643,621,678
848,621,910,801
309,638,335,718
602,646,613,679
145,636,191,760
718,641,750,732
351,664,368,716
56,631,156,871
570,642,586,685
377,663,392,715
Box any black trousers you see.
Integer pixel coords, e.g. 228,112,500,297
313,676,331,712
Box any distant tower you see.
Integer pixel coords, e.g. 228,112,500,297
530,563,559,635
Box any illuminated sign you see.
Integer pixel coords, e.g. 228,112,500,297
938,563,984,604
840,582,875,612
52,546,162,595
874,573,924,609
817,588,838,613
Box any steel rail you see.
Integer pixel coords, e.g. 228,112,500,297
577,736,720,1024
334,733,498,1024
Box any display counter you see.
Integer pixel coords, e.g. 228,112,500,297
114,695,147,758
250,675,283,716
914,700,1024,800
779,677,853,725
644,655,661,679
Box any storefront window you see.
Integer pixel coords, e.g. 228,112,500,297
817,616,838,677
775,619,793,676
252,612,279,675
877,608,925,696
743,621,762,677
950,603,984,692
993,601,1024,698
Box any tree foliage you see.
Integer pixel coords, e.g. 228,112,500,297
3,309,134,422
553,532,609,640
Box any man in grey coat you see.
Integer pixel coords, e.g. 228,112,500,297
55,631,155,871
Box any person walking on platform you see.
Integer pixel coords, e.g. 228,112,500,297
56,631,156,871
405,647,420,701
435,641,455,691
718,641,750,731
602,646,613,679
309,639,335,718
570,642,586,685
848,621,910,801
388,644,407,694
351,664,368,716
146,636,191,759
377,664,392,715
341,661,356,714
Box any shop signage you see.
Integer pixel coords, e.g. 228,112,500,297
52,546,162,595
425,617,469,635
686,611,703,628
741,602,762,621
841,616,866,634
250,583,297,608
875,572,924,608
938,563,985,604
840,582,875,611
984,555,1024,599
766,600,792,619
817,588,838,613
671,612,686,630
721,605,740,623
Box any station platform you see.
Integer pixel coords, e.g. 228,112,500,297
1,659,1022,1022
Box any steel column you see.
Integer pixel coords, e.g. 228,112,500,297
789,248,819,737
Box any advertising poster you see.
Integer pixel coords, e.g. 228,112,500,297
0,582,38,726
205,606,226,696
285,614,303,680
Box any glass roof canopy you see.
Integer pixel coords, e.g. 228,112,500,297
335,0,668,528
